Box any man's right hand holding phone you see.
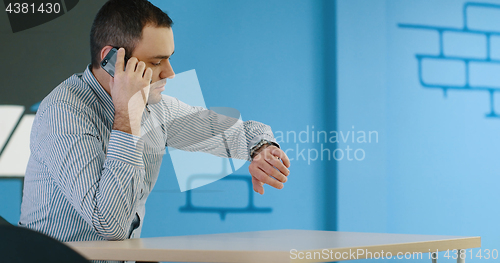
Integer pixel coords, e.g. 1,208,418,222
109,48,153,136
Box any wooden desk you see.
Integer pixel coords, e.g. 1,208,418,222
66,229,480,262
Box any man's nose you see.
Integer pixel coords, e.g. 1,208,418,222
161,60,175,79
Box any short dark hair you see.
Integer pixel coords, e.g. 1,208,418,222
90,0,173,69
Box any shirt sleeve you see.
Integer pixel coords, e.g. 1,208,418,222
36,101,144,241
160,95,278,161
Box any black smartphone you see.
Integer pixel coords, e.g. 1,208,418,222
100,47,129,77
100,47,118,77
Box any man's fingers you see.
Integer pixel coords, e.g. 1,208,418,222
265,155,290,177
248,145,292,194
126,57,139,73
252,176,264,195
273,148,291,168
144,67,153,81
136,61,146,74
115,48,126,74
249,164,284,189
259,157,287,183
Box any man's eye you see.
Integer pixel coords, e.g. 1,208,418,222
151,61,161,66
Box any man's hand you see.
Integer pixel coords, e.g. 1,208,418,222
249,145,291,195
110,48,153,136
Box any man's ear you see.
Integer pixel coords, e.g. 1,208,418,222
100,46,115,61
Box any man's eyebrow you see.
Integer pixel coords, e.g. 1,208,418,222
149,50,175,59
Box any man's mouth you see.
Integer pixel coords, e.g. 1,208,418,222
150,79,167,91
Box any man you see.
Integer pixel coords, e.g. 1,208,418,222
19,0,290,246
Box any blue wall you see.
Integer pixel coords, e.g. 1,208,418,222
338,0,500,262
0,179,22,223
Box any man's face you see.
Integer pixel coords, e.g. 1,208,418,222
132,25,175,104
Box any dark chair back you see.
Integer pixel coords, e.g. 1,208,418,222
0,221,89,263
0,216,11,226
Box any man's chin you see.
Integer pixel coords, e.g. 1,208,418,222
147,92,163,105
148,79,167,105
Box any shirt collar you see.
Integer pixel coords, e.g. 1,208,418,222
82,64,115,123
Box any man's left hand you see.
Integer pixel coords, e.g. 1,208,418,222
249,145,291,195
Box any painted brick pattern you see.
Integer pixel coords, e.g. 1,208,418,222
400,2,500,118
443,31,486,59
421,58,466,86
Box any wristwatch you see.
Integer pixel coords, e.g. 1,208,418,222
250,139,279,160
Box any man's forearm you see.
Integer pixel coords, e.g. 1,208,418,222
39,103,145,240
88,130,146,240
162,96,277,160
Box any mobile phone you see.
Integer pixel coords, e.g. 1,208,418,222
100,47,130,77
100,47,118,77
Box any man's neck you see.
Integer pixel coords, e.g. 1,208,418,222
91,66,112,96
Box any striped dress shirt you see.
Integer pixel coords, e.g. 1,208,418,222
19,65,276,255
